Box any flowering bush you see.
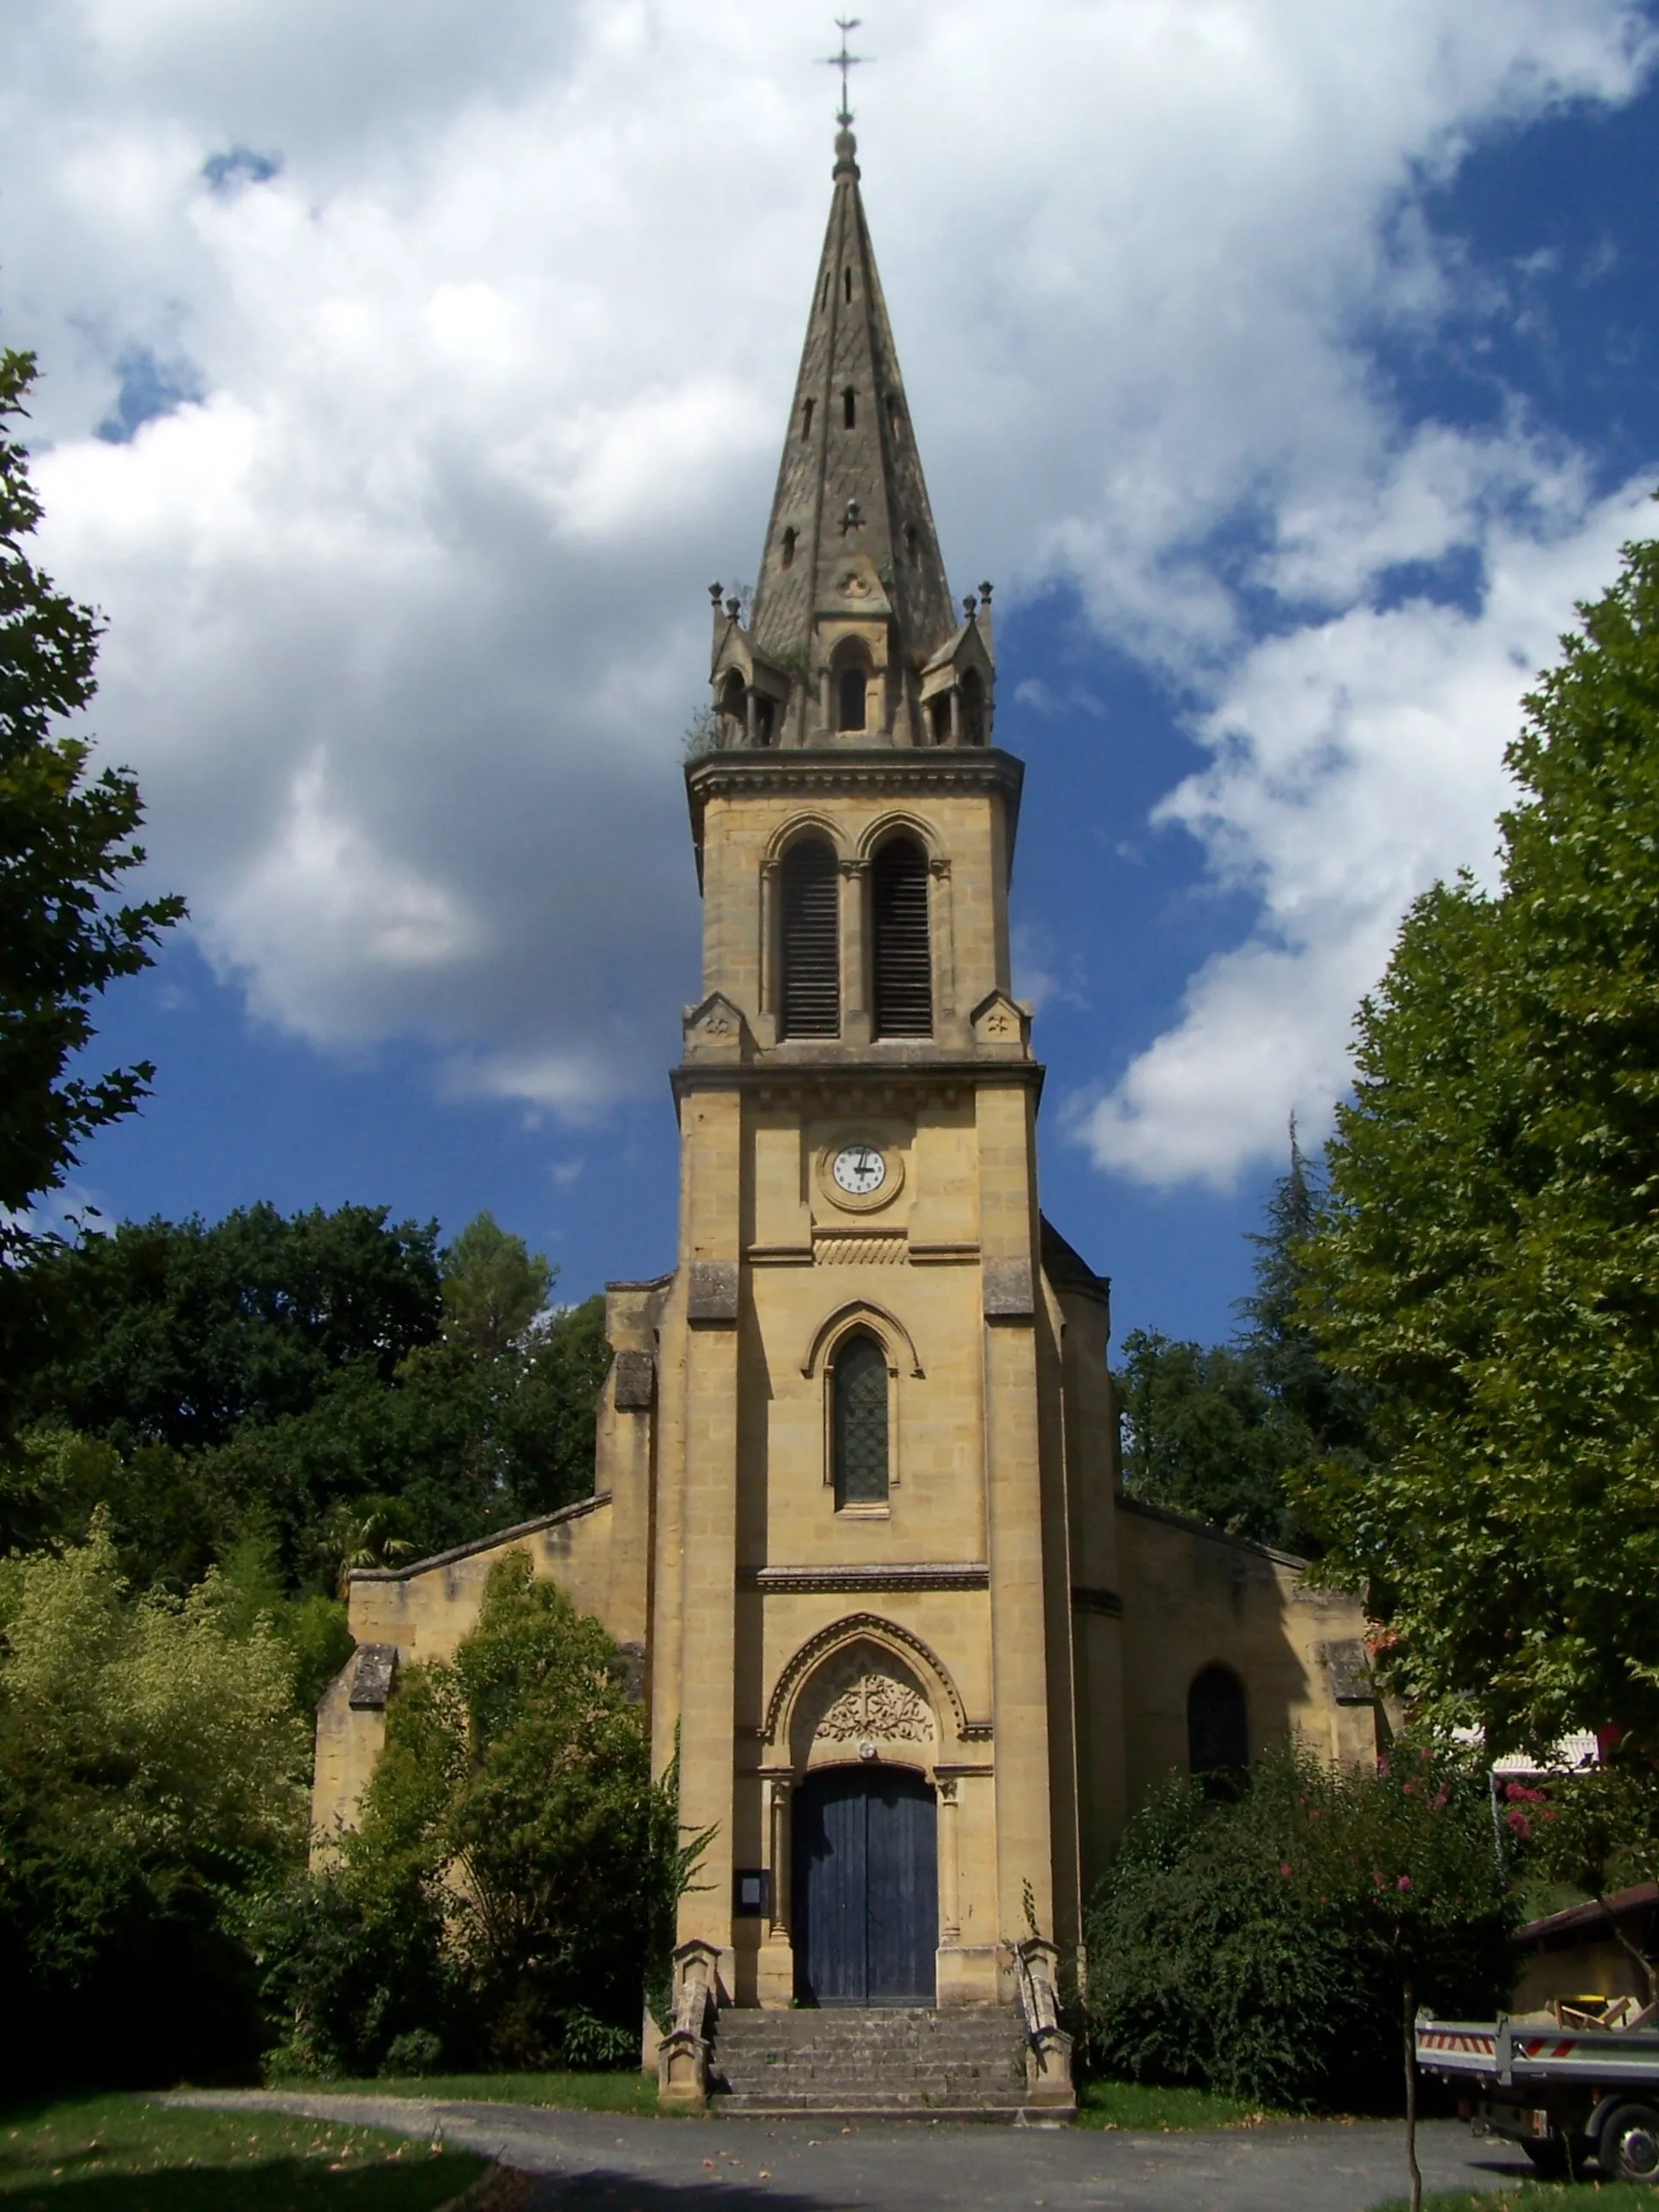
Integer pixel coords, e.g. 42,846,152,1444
1084,1739,1513,2110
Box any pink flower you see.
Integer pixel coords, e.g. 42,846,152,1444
1402,1780,1414,1795
1505,1808,1532,1841
1397,1875,1412,1891
1279,1863,1292,1877
1432,1788,1449,1810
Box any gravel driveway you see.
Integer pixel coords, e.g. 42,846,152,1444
167,2090,1537,2211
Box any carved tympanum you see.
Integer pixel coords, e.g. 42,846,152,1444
814,1669,933,1744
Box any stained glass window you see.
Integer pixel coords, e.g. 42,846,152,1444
834,1333,889,1506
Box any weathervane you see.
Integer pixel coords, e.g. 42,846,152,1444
820,16,870,128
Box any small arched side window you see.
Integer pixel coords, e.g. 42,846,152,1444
842,386,857,428
927,695,950,745
904,524,919,563
843,266,854,304
802,397,815,441
1188,1664,1249,1799
779,836,840,1038
781,526,797,570
833,1332,889,1507
753,696,775,748
872,836,932,1037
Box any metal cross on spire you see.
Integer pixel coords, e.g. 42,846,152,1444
820,16,870,128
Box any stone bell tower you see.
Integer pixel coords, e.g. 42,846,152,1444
630,118,1123,2022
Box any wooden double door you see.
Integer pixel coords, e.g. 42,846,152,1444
793,1766,938,2006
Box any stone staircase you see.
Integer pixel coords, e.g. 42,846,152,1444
708,2006,1058,2120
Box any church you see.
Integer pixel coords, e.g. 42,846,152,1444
313,119,1374,2106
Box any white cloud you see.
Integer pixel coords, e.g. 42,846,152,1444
1077,475,1657,1187
2,0,1653,1128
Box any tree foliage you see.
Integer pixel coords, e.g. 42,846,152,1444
0,351,184,1393
1115,1133,1374,1550
7,1205,613,1593
1085,1739,1512,2112
1301,523,1659,1756
0,1519,307,2087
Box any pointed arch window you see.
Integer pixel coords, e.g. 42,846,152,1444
1188,1664,1249,1799
842,386,857,428
780,836,840,1038
843,267,853,304
780,526,797,570
802,398,815,441
833,1332,889,1507
872,836,932,1038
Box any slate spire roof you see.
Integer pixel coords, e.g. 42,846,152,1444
707,126,994,750
748,124,957,679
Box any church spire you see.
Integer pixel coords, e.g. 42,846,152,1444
708,122,994,750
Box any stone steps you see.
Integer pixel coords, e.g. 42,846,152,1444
709,2006,1060,2119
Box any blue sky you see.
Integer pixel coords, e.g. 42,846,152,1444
9,1,1659,1350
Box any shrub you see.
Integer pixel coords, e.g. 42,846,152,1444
1085,1740,1512,2112
258,1554,697,2076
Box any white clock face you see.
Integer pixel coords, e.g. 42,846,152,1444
832,1143,887,1198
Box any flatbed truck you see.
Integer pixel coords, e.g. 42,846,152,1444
1417,2014,1659,2181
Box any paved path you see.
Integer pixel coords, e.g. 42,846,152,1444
167,2091,1535,2211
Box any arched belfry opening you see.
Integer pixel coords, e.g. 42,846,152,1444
871,836,932,1037
779,836,840,1039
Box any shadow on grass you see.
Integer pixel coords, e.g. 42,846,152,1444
0,2155,487,2209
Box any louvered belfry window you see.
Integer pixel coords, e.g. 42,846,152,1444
834,1333,889,1506
872,836,933,1037
780,836,841,1037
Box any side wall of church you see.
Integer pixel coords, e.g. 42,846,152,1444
310,1485,620,1857
1112,1499,1376,1825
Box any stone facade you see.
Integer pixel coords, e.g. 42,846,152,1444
311,124,1374,2026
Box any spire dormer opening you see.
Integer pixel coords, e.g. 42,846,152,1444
843,267,853,304
781,526,797,570
832,639,872,732
842,386,857,428
960,667,987,747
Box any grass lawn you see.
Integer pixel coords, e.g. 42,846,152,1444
1076,2078,1284,2130
1373,2192,1659,2210
330,2072,658,2116
0,2094,490,2207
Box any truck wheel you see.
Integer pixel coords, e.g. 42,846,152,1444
1602,2103,1659,2182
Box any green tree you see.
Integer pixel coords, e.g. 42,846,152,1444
0,1518,306,2086
1301,522,1659,1757
19,1202,444,1455
0,351,184,1412
1114,1328,1285,1542
440,1210,552,1359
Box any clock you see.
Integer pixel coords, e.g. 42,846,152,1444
832,1142,887,1198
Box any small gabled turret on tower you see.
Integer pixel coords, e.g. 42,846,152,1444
708,124,994,750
